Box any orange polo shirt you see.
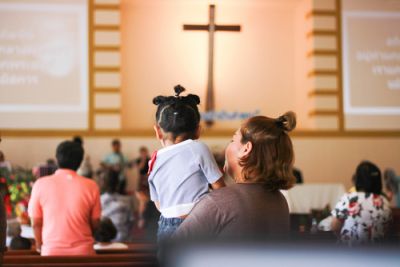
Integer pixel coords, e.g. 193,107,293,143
28,169,101,256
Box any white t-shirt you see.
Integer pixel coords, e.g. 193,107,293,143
148,140,222,218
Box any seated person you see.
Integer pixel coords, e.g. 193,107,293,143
383,168,400,207
331,161,392,245
101,139,129,194
134,146,151,229
32,159,58,178
293,167,303,184
73,136,94,179
101,170,134,242
7,220,31,250
0,150,12,173
94,217,128,250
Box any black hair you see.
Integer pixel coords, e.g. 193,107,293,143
153,85,201,140
104,170,119,193
10,236,32,250
56,141,84,171
94,217,117,243
112,139,121,146
73,136,83,146
354,161,382,195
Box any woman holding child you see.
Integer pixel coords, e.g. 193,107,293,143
149,85,295,242
174,110,296,241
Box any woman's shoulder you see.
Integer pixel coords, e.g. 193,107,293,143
205,184,271,205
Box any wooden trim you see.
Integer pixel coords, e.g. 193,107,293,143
305,10,336,19
292,130,400,138
94,108,121,114
306,30,336,38
94,66,120,72
88,0,95,131
94,46,120,51
336,0,345,131
93,4,120,10
308,89,338,97
94,25,120,31
307,49,337,57
2,129,400,138
307,69,338,77
309,110,339,117
94,88,120,93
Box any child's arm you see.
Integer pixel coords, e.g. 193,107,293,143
211,177,225,190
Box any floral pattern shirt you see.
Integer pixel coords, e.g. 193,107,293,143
331,192,391,245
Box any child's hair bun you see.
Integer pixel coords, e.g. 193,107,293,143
174,85,186,97
153,96,168,106
276,111,296,132
185,94,200,105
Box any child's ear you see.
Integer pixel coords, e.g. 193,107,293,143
153,125,163,141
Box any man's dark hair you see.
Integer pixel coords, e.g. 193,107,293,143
94,217,117,243
355,161,382,195
112,139,120,146
104,170,119,193
153,85,201,141
10,236,32,250
56,141,84,171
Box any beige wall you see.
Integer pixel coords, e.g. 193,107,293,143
120,0,312,131
1,136,399,189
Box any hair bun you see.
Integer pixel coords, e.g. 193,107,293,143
277,111,296,132
185,94,200,105
153,96,167,105
174,85,186,97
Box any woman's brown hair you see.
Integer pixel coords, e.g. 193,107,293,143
239,112,296,191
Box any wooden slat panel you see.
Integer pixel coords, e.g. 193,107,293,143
94,46,120,51
94,66,120,72
93,4,120,10
94,25,120,31
94,87,120,93
307,49,337,57
306,10,336,19
308,109,339,117
306,30,336,38
307,69,338,77
94,108,121,114
308,89,338,97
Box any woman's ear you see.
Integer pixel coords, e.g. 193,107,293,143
239,141,253,158
153,125,163,141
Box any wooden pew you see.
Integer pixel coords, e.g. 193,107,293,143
3,253,155,263
4,250,39,256
4,242,157,256
3,253,158,267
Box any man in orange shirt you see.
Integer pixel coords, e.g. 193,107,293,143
28,141,101,255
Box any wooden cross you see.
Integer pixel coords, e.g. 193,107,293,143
183,4,241,126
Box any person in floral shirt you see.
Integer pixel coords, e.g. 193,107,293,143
331,161,392,245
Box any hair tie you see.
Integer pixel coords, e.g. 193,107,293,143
275,116,286,129
174,85,185,97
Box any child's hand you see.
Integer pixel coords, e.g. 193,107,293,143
211,177,226,190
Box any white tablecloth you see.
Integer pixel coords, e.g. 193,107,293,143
282,183,346,214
